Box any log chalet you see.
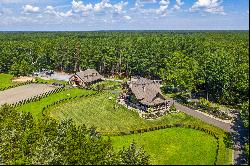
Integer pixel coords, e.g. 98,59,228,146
69,69,103,87
124,77,170,112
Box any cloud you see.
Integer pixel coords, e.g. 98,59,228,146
139,0,157,3
159,0,169,6
44,5,73,17
0,8,13,15
156,0,169,16
113,1,128,14
94,0,113,12
70,0,127,15
172,0,184,11
72,0,93,13
23,4,40,13
58,10,73,17
190,0,225,15
123,15,131,20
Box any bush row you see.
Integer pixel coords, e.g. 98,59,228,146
100,123,220,164
0,80,33,91
100,124,218,138
42,91,100,116
9,87,65,108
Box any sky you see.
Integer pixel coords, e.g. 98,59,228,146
0,0,249,31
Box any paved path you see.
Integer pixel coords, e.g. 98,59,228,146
170,100,234,132
0,84,56,106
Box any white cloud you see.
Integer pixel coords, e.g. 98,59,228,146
156,0,169,16
23,4,40,13
46,6,54,11
139,0,157,3
113,1,128,14
190,0,225,15
58,10,73,17
44,5,73,17
94,0,113,12
173,0,184,11
72,0,93,13
159,0,169,6
123,15,131,20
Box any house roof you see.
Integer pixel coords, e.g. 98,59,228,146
129,77,166,106
75,69,103,83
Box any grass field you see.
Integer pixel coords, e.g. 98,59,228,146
0,73,16,88
48,92,223,134
48,91,232,164
110,128,218,165
17,88,95,120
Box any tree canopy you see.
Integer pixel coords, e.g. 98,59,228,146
0,104,149,165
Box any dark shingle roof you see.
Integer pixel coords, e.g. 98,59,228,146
76,69,103,83
129,77,166,106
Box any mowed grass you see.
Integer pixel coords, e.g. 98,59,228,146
17,88,95,120
48,92,223,134
49,92,194,132
48,91,232,165
110,128,218,165
0,73,16,88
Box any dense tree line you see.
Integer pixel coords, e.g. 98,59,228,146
0,31,248,105
0,104,149,165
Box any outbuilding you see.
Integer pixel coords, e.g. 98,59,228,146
69,69,103,87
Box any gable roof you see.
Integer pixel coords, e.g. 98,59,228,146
128,77,166,106
75,69,103,83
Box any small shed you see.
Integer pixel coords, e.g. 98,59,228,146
69,69,103,87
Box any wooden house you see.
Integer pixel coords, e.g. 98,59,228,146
124,77,170,112
69,69,103,87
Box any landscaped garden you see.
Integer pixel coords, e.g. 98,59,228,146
46,90,232,165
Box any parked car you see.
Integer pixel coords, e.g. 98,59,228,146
52,82,64,87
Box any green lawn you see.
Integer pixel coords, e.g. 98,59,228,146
110,128,218,165
47,91,232,165
16,88,95,120
48,92,223,134
0,73,16,88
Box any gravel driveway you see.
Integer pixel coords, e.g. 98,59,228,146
0,84,57,106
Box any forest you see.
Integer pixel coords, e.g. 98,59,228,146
0,31,249,164
0,31,248,106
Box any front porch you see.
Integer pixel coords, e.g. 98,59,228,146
118,93,170,112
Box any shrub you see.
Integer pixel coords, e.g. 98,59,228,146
199,98,212,109
169,104,177,113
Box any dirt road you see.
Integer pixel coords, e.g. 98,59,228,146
0,84,56,106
